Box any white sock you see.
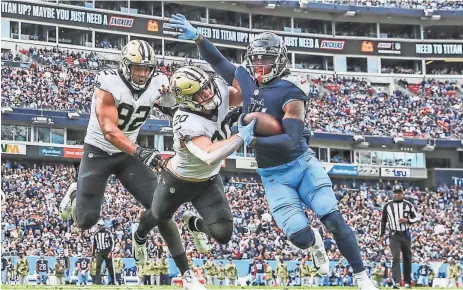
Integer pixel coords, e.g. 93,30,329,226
354,270,369,282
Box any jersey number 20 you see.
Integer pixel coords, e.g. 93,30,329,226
117,104,151,131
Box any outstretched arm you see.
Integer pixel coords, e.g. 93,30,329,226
380,205,388,236
195,35,237,85
183,118,256,165
168,14,237,85
184,135,243,166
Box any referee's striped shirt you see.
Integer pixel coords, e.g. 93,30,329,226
380,199,420,235
92,229,114,252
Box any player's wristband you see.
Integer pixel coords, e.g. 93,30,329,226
192,31,200,41
133,145,142,157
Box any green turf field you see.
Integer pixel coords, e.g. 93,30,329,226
1,287,459,290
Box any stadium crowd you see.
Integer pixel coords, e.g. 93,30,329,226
307,76,463,139
309,0,463,10
2,48,462,139
2,161,462,265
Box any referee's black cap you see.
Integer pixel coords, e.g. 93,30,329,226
393,185,403,192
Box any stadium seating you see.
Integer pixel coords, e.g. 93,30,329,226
1,48,462,139
2,161,462,264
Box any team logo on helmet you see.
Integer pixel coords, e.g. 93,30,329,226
245,32,289,84
170,66,222,113
119,39,156,90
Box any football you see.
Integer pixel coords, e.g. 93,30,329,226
243,112,283,137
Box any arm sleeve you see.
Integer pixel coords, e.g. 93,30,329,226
408,203,420,223
92,234,97,253
108,230,115,252
196,37,236,85
254,118,304,152
184,135,243,166
380,204,388,236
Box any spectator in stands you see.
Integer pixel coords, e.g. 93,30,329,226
1,159,463,284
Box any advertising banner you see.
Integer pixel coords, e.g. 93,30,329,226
63,147,83,159
1,1,135,33
381,167,411,178
433,169,463,187
327,164,358,176
1,142,26,155
410,168,428,179
3,1,462,58
358,166,380,177
236,158,258,170
39,146,63,157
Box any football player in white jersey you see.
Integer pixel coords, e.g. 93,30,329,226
59,40,186,274
132,66,256,290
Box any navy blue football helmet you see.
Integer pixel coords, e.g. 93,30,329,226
244,32,289,83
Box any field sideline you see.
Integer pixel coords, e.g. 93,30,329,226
2,286,460,290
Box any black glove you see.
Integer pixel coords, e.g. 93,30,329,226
155,103,179,118
134,146,162,169
223,106,243,129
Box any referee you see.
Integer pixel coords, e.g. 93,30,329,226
380,185,420,289
92,220,115,285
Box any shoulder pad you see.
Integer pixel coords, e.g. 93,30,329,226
173,111,208,141
96,69,120,93
282,74,311,96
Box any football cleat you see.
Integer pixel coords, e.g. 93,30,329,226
183,211,211,253
132,224,147,264
358,280,382,290
182,269,206,290
310,228,330,275
60,182,77,220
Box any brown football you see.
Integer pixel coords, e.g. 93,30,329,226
243,112,283,137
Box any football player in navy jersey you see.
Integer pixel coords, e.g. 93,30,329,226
36,254,49,285
169,14,379,290
77,254,90,286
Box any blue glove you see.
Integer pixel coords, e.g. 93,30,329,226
168,14,199,40
237,114,256,147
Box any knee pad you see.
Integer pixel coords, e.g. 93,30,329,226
320,211,351,238
76,211,100,230
288,226,315,249
208,221,233,244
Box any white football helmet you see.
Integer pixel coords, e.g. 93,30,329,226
120,39,156,90
170,66,222,112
